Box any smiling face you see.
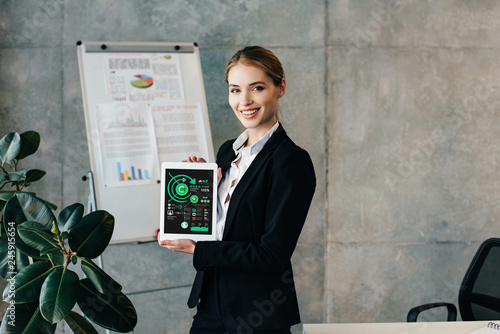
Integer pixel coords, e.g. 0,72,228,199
227,63,286,142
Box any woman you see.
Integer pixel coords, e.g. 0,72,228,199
159,46,316,334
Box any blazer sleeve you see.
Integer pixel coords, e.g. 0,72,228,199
193,145,316,273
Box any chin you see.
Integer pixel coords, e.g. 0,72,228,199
238,115,257,125
240,122,257,130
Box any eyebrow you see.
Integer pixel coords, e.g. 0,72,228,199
228,81,268,88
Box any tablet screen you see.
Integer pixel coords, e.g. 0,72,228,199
163,167,215,236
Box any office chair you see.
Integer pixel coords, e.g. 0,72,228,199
407,238,500,322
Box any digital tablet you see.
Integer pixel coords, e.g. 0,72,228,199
159,162,218,241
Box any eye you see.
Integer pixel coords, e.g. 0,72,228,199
252,86,264,91
230,88,240,93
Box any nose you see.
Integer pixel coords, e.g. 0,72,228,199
241,90,253,106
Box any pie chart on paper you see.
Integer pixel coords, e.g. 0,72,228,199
130,74,154,89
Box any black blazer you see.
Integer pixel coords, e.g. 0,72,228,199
188,124,316,330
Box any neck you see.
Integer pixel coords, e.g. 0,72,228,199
245,121,278,147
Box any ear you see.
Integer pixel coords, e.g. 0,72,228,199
278,78,286,98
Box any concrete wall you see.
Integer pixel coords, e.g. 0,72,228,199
0,0,499,333
326,0,500,322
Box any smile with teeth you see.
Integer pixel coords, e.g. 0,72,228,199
241,108,259,116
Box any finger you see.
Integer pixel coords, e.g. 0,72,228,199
159,240,173,247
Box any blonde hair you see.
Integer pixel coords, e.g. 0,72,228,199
225,46,285,86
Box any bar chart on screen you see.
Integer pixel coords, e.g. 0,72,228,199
117,162,151,182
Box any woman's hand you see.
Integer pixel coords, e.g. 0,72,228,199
186,156,207,163
158,238,196,255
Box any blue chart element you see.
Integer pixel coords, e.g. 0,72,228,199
117,162,150,182
118,162,122,181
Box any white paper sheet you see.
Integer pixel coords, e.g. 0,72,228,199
96,102,160,187
104,53,184,102
152,102,211,163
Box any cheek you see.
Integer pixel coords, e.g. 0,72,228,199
228,96,238,110
260,95,275,109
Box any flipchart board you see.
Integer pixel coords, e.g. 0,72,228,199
77,41,214,243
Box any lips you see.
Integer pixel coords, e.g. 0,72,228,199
240,108,259,118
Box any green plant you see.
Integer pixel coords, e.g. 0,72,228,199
0,131,137,333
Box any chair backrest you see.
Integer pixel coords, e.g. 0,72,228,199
459,238,500,320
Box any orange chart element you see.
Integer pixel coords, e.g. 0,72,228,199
130,74,154,89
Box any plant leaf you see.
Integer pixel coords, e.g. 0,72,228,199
0,228,42,261
0,301,56,333
5,169,26,181
0,191,35,213
65,310,99,334
0,233,31,280
81,258,122,294
0,190,23,202
68,211,114,259
23,169,46,184
40,198,58,211
0,132,21,164
18,221,60,256
40,266,79,324
0,191,19,214
47,250,65,267
15,240,49,260
3,261,55,304
3,193,56,259
57,203,84,232
78,278,137,333
4,193,56,230
17,131,41,160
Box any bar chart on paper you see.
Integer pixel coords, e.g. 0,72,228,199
117,162,151,182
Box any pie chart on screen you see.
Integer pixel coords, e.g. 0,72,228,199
130,74,154,89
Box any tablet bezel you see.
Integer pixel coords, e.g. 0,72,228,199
159,161,218,241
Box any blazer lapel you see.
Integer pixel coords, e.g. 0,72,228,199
222,125,287,239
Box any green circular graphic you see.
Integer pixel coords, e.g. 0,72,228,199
167,174,195,203
176,183,189,196
181,222,188,229
190,195,199,203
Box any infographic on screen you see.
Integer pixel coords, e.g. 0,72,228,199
163,168,214,235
